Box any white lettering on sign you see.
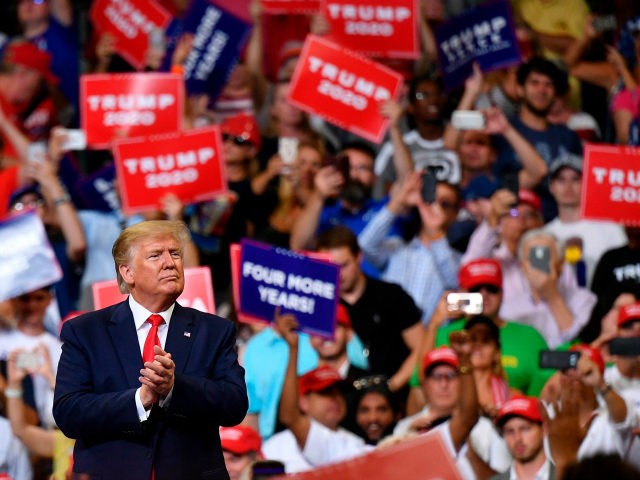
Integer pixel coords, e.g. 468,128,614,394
87,94,175,111
257,286,316,314
104,0,158,39
326,4,411,22
308,56,390,110
592,167,640,186
439,16,508,67
242,262,286,287
184,6,228,81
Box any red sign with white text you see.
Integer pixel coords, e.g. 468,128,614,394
90,0,172,70
81,73,183,148
262,0,320,14
113,126,227,214
288,35,403,143
580,144,640,226
92,266,216,312
322,0,419,59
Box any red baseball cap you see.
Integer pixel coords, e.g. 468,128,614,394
618,302,640,327
336,303,351,328
221,113,261,151
570,344,605,374
459,258,502,290
518,189,542,212
4,41,59,85
220,426,262,455
299,366,345,396
423,347,459,375
496,396,542,428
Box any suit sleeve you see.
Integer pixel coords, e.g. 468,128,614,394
53,321,144,440
164,318,248,428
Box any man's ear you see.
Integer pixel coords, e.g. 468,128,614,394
516,84,524,100
299,395,309,414
119,264,134,286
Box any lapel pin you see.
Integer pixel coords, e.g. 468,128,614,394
183,331,191,338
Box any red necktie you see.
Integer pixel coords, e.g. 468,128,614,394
143,314,164,364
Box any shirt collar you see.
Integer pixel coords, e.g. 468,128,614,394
129,295,175,331
509,458,551,480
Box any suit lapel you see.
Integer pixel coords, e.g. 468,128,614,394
165,303,196,374
107,300,144,388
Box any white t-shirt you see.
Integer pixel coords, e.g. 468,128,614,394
0,416,32,480
544,218,627,287
0,329,61,429
262,429,314,474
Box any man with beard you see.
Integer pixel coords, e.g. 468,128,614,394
290,141,407,277
491,396,553,480
493,57,583,221
351,376,400,445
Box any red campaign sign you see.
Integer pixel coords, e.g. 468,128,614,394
287,430,462,480
81,73,184,148
230,243,335,326
288,35,403,144
322,0,420,59
113,126,227,214
262,0,320,14
92,266,216,313
580,144,640,226
90,0,172,70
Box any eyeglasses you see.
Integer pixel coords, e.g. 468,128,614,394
353,375,389,391
427,371,458,382
414,91,441,101
19,0,45,4
469,284,500,294
437,199,457,211
11,199,44,211
505,208,540,221
222,133,253,147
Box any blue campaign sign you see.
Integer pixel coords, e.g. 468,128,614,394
239,240,340,338
435,0,521,91
181,0,252,102
75,163,119,212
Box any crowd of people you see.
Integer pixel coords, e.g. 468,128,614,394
2,0,640,478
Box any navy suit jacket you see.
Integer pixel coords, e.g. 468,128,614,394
53,300,248,480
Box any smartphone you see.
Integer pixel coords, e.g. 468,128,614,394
539,350,580,370
502,173,519,197
451,110,486,130
446,292,483,315
59,128,87,151
421,169,437,204
149,28,166,50
609,337,640,356
27,141,47,164
323,154,350,180
592,14,617,32
278,136,299,173
529,245,551,274
16,351,41,370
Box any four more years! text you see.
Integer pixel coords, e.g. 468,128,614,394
242,262,336,315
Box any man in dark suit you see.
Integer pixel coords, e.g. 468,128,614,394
53,220,248,479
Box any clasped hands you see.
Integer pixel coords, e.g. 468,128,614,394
139,345,175,408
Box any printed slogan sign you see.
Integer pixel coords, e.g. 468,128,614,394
435,0,521,91
261,0,320,14
181,0,252,101
90,0,173,70
238,240,340,338
112,126,227,214
92,266,216,312
322,0,419,58
80,73,183,148
0,212,62,302
288,35,403,143
580,144,640,225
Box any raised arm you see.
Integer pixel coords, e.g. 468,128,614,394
275,310,311,449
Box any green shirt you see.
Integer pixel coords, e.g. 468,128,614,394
435,319,551,396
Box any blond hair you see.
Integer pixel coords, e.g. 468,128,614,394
112,220,190,293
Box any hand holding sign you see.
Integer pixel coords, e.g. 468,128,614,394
273,308,300,349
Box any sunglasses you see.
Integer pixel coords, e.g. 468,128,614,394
468,284,501,294
428,371,458,382
11,199,44,211
353,375,389,391
222,133,253,147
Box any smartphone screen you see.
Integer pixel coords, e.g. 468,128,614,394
539,350,580,370
421,170,436,204
609,337,640,357
529,245,551,274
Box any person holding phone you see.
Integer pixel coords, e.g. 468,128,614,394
500,229,596,349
